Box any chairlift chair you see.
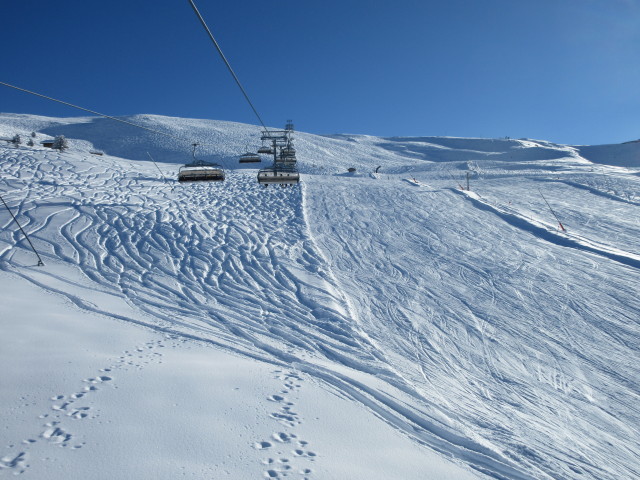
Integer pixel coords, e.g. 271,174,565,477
276,149,297,167
239,151,261,163
178,143,225,182
257,137,274,154
257,166,300,186
281,146,296,156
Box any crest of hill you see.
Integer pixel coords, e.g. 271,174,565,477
1,113,639,171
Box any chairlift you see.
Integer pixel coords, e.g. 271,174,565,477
257,166,300,186
277,144,296,165
257,137,274,154
281,146,296,156
178,143,225,182
278,156,296,167
239,151,261,163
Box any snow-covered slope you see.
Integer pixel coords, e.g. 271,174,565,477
1,113,639,480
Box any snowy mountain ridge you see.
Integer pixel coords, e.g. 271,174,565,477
1,113,639,480
3,112,636,170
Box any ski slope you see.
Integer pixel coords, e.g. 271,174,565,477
1,113,639,480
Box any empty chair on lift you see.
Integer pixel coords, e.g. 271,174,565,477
257,143,274,154
178,144,225,182
257,166,300,186
281,146,296,156
277,151,297,167
239,151,261,163
257,134,274,154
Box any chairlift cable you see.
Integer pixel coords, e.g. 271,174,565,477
0,81,193,143
0,81,214,147
186,0,269,133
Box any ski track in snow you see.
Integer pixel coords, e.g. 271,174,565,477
1,130,640,480
0,146,382,478
303,171,640,480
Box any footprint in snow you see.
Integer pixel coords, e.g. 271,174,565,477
261,458,305,478
83,375,112,384
258,371,318,478
67,407,91,419
272,432,296,443
254,441,273,450
293,449,317,459
41,424,72,446
0,344,152,475
0,451,28,472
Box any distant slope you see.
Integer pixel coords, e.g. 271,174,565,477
576,141,640,168
3,112,639,170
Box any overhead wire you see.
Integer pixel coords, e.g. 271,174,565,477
1,2,272,152
0,81,200,145
186,0,269,132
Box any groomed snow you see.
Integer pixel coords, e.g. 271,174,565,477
1,113,639,480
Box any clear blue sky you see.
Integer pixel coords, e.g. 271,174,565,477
2,0,638,145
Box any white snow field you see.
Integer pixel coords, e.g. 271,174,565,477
1,113,639,480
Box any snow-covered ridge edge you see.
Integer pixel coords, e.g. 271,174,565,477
456,189,640,270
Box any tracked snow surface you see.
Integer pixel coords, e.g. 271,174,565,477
1,113,639,480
